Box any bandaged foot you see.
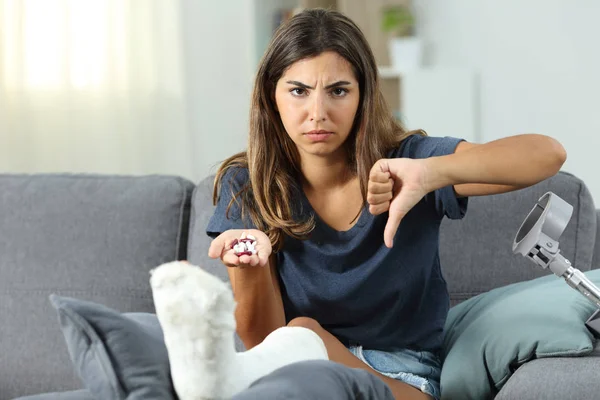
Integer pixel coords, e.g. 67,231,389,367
150,261,328,400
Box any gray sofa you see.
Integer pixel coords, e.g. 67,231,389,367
1,171,598,400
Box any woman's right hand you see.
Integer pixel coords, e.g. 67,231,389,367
208,229,272,267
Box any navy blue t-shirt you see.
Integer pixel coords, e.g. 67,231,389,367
206,134,468,352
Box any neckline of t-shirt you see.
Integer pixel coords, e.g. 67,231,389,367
298,188,371,238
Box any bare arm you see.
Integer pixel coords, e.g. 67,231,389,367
428,134,567,197
369,134,567,247
208,229,286,349
226,256,286,349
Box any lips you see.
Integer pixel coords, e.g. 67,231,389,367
305,130,333,142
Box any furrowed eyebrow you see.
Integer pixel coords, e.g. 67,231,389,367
286,80,352,90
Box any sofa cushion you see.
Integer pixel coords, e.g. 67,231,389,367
495,344,600,400
440,171,597,306
441,269,600,400
50,295,174,400
0,174,194,399
187,175,227,282
13,390,95,400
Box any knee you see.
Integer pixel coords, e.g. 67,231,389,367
287,316,322,332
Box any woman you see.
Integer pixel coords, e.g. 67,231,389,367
206,8,566,400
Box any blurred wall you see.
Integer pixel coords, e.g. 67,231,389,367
181,0,600,204
417,0,600,203
180,0,255,181
253,0,299,64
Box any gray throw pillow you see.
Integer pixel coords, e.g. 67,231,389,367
49,295,175,400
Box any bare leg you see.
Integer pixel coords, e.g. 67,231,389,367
288,317,433,400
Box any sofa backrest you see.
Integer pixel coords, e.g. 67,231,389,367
187,175,226,280
0,174,195,400
440,171,598,306
188,172,598,308
595,210,600,271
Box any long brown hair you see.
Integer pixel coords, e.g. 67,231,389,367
213,8,423,251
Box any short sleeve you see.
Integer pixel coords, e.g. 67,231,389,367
393,134,468,220
206,167,256,238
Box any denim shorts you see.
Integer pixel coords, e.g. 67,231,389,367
348,345,442,400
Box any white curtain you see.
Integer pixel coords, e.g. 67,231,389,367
0,0,195,179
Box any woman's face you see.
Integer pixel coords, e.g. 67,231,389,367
274,51,360,161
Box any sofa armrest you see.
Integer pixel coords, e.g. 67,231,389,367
594,210,600,269
496,347,600,400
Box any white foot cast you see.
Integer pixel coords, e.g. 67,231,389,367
150,261,328,400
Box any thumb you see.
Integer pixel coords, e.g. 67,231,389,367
384,210,403,248
208,236,227,259
377,159,401,248
384,195,409,248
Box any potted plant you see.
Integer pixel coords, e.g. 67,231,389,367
381,4,422,70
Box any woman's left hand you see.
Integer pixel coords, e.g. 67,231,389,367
367,158,430,248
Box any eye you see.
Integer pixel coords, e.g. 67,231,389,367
290,88,306,96
331,88,348,97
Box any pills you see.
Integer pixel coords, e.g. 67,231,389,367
231,234,257,256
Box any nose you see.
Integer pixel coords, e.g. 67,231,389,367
309,91,327,122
